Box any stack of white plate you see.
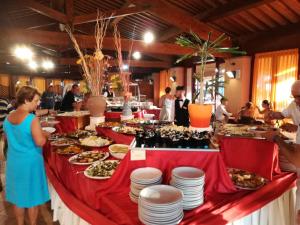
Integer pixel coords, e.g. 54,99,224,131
170,167,205,210
138,185,184,225
129,167,162,203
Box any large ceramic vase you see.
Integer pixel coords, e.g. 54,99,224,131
86,95,106,117
188,104,212,128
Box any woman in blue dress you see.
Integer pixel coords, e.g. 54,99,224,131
3,86,49,225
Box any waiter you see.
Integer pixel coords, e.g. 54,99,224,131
60,84,81,111
174,86,190,127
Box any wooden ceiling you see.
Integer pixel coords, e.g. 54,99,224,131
1,0,300,79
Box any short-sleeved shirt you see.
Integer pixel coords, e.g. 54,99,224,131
60,91,75,112
215,104,232,122
0,98,13,134
281,101,300,143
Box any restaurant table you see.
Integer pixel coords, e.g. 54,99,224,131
55,115,90,133
104,111,144,122
44,127,297,225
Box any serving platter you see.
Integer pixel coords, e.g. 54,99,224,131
69,150,109,165
84,160,120,179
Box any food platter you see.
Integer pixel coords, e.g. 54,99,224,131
51,138,79,147
56,145,83,155
84,160,120,179
48,133,66,141
97,121,121,128
67,130,96,139
112,126,142,135
68,150,109,165
42,127,56,133
108,144,129,159
228,168,266,190
79,136,113,147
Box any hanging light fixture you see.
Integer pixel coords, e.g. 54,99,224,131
133,51,141,60
143,31,155,44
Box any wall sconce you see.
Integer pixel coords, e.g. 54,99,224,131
226,70,240,79
170,75,176,82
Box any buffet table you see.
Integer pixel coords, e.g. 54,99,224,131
44,127,297,225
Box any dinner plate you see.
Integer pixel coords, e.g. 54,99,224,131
42,127,56,133
172,167,205,180
79,136,113,148
84,160,120,180
68,151,109,165
130,167,163,184
108,144,129,159
51,138,78,146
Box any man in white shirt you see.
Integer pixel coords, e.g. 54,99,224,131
215,97,232,122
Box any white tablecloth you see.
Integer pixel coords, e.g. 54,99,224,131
49,183,296,225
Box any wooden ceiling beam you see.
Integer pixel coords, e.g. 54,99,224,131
131,0,231,46
111,1,134,26
3,28,226,57
158,27,181,42
73,5,149,25
22,0,68,24
65,0,74,24
58,58,172,68
199,0,277,22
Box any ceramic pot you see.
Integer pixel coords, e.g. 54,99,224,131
86,95,106,117
188,104,212,128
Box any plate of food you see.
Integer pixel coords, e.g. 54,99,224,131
108,144,129,159
42,127,56,134
112,126,143,135
56,145,83,155
48,133,66,141
79,136,113,147
67,130,96,139
68,150,109,165
51,138,79,147
84,160,120,179
228,168,267,190
97,122,121,128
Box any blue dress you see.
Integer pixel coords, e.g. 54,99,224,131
3,113,49,208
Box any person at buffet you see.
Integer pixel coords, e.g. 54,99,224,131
40,85,55,109
103,86,115,98
3,86,50,225
236,102,256,124
60,84,82,111
0,97,13,192
159,87,174,121
256,100,273,124
174,86,190,127
215,97,232,123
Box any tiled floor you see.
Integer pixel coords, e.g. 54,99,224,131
0,162,59,225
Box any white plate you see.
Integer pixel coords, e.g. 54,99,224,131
84,160,120,180
108,144,129,159
172,167,205,180
139,185,183,205
69,151,109,165
42,127,56,133
131,167,162,183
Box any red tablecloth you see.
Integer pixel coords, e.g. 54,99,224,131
104,111,143,120
44,138,297,225
55,116,78,133
220,137,280,181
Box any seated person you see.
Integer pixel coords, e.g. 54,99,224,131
215,97,232,123
237,102,255,124
256,100,273,124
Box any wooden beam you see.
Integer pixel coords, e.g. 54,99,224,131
111,1,133,25
131,0,231,46
65,0,74,24
158,27,181,42
58,58,172,68
22,0,68,24
199,0,277,22
73,5,149,25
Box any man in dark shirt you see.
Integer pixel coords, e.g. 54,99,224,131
60,84,80,111
41,85,56,109
174,86,190,127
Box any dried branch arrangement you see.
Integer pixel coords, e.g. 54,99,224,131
65,13,111,96
113,24,131,94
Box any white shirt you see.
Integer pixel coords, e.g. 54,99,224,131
281,101,300,143
179,97,186,108
215,104,232,122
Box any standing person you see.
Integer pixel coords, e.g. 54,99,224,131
60,84,81,112
3,86,50,225
0,98,13,192
174,86,190,127
215,97,232,123
237,102,256,124
256,100,272,124
40,85,55,109
103,86,115,98
159,87,174,121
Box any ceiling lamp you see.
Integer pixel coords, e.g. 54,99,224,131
143,31,155,44
133,51,141,60
14,46,33,61
28,61,38,70
122,64,129,70
42,60,55,70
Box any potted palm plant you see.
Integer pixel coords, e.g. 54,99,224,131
175,31,246,128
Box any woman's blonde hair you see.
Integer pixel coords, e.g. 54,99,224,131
16,86,40,107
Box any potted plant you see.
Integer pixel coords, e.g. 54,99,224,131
65,14,111,118
175,31,246,128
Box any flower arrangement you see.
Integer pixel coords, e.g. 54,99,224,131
65,13,111,96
